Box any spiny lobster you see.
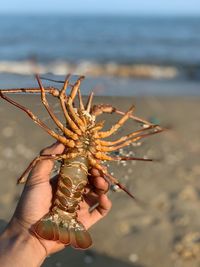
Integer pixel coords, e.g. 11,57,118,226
0,74,163,249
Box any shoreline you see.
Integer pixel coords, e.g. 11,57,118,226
0,61,200,81
0,74,200,97
0,61,178,79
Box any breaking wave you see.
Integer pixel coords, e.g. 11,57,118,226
0,60,178,79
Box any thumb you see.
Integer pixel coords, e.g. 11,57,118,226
26,142,65,186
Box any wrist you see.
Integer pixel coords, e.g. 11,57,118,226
0,217,46,267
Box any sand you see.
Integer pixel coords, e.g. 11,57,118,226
0,94,200,267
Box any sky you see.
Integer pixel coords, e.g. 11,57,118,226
0,0,200,15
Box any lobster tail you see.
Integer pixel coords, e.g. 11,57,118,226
34,213,92,249
33,156,92,249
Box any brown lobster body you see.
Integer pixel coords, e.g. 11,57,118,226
0,74,164,249
35,156,92,249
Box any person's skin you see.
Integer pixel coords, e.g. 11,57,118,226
0,142,112,267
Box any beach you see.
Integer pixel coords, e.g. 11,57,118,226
0,92,199,267
0,11,200,267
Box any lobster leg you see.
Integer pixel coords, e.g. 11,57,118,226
94,152,153,162
95,105,135,138
88,156,107,175
0,92,74,147
77,88,87,125
0,87,60,97
90,121,105,133
59,76,82,135
67,101,86,131
92,104,163,130
96,125,158,146
96,129,164,152
68,76,85,103
88,156,136,200
66,77,86,131
78,88,85,111
17,154,66,184
18,151,82,184
86,92,94,113
36,75,79,141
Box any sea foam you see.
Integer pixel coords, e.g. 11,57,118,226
0,60,178,79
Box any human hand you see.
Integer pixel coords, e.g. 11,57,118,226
0,142,112,266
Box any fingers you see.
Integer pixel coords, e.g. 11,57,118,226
91,176,109,195
89,168,109,195
90,168,101,177
83,194,112,229
83,168,112,225
80,192,112,229
26,142,64,186
96,194,112,217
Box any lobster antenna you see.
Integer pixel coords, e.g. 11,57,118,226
40,76,65,83
116,182,137,200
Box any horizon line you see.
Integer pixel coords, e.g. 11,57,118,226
0,11,200,17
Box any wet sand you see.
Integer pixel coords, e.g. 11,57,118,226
0,95,200,267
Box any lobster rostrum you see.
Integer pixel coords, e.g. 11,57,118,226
0,74,163,249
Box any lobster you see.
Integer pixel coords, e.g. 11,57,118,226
0,74,163,249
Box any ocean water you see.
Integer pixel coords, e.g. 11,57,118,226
0,15,200,96
0,15,200,64
0,15,200,79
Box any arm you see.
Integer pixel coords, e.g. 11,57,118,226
0,142,112,267
0,218,45,267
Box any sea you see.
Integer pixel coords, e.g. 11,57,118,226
0,14,200,95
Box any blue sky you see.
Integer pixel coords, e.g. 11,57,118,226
0,0,200,15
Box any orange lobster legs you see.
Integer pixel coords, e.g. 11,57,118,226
35,74,79,141
59,75,82,135
17,154,64,184
66,76,86,132
91,103,163,130
0,74,164,202
0,87,60,96
0,75,88,183
0,91,71,145
95,105,135,139
87,103,164,201
96,129,163,152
